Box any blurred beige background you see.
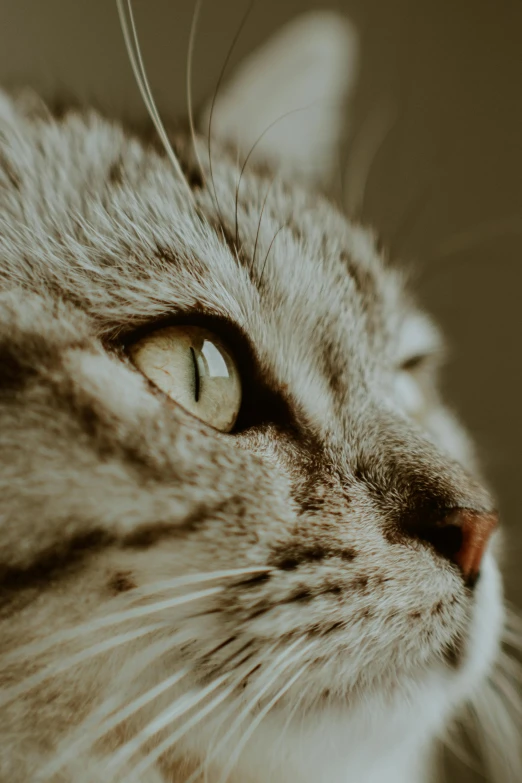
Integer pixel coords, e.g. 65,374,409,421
1,0,521,779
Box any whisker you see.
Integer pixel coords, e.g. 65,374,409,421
266,679,309,777
469,683,522,781
0,623,164,709
186,0,206,187
490,669,522,718
116,0,194,203
207,0,255,231
234,101,317,250
98,638,253,778
132,566,271,599
72,586,223,629
123,642,256,780
217,662,309,783
419,218,522,287
128,677,238,782
250,175,277,274
428,216,522,261
258,224,287,286
504,604,522,649
1,584,223,667
105,672,231,775
496,650,522,685
40,633,193,780
441,713,482,777
343,98,398,219
101,642,251,752
196,649,275,778
187,637,310,783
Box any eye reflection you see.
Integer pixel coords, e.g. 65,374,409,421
200,339,230,378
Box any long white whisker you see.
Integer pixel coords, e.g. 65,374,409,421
503,606,522,651
1,585,222,667
128,678,238,781
503,629,522,650
505,603,522,632
73,586,222,631
266,679,309,778
116,0,194,203
469,684,522,782
217,662,308,783
496,651,522,685
105,673,230,775
43,670,192,780
196,641,280,779
490,660,522,715
39,633,192,780
186,637,310,783
132,567,271,599
0,623,163,709
122,642,256,779
442,712,483,775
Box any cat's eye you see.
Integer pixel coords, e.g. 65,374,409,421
129,325,242,432
400,354,426,373
395,353,439,419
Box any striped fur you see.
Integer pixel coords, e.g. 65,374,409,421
0,12,519,783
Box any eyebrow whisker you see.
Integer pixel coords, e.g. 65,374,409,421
116,0,195,204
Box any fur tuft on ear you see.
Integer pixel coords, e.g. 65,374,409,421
200,11,359,188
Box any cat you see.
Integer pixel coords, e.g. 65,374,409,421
0,4,520,783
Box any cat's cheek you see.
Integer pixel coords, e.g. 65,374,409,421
63,348,163,425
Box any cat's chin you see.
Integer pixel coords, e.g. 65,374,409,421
366,551,505,720
399,551,503,703
236,562,504,783
178,567,504,783
305,551,504,715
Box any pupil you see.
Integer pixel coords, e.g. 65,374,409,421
190,346,200,402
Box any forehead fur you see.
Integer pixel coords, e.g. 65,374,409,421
0,92,408,428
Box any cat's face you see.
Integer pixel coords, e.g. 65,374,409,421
0,11,506,783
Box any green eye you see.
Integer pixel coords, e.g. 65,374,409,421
130,325,242,432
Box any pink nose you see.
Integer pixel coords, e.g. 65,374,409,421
418,508,498,585
443,509,498,584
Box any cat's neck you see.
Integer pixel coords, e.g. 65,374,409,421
225,748,432,783
181,695,443,783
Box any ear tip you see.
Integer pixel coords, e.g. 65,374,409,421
281,10,359,59
287,10,358,37
198,9,360,185
276,11,359,88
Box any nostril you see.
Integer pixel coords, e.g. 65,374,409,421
417,509,498,586
421,523,463,565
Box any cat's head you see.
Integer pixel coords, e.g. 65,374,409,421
0,10,513,783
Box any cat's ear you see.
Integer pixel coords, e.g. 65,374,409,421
199,12,359,188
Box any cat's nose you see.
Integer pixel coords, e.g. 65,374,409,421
418,508,498,585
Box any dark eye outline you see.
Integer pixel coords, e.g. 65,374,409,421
114,311,298,436
400,354,427,372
